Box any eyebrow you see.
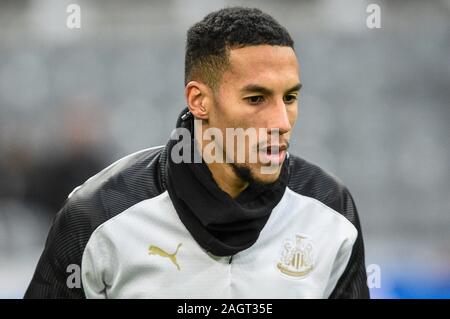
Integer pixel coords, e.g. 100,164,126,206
240,83,302,95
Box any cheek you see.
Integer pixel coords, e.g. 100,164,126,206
288,105,298,126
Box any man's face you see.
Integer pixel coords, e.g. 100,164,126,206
206,45,301,185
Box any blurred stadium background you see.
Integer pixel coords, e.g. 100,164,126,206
0,0,449,298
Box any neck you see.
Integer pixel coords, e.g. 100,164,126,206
205,161,249,199
195,123,249,198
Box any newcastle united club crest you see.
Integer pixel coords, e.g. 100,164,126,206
277,234,314,278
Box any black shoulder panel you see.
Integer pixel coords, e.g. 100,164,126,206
24,146,165,298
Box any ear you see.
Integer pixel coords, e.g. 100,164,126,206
185,81,211,120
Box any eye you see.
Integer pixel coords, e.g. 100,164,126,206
283,94,298,104
245,96,265,105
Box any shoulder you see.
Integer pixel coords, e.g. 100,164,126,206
287,153,358,225
287,154,369,298
54,145,166,254
24,146,167,298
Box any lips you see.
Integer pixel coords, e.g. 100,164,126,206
258,144,287,165
263,144,287,154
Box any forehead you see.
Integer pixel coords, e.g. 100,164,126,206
223,45,300,87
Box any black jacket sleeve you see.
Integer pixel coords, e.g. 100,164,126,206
24,202,87,298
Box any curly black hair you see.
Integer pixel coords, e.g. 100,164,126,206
185,7,294,89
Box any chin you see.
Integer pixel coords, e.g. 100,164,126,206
231,161,283,186
252,169,281,185
248,161,284,185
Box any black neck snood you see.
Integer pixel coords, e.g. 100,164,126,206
165,108,289,256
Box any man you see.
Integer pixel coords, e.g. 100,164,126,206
25,7,369,298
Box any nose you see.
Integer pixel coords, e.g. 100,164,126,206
267,99,292,136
